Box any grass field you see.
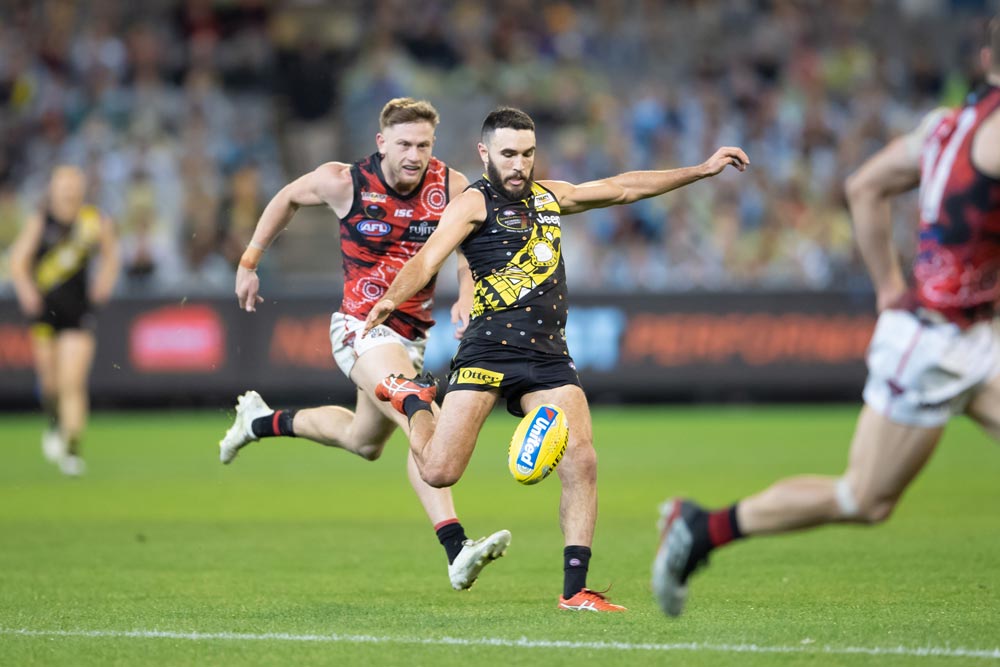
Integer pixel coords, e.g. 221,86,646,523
1,406,998,666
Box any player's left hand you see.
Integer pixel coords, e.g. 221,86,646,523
450,296,471,339
701,147,750,177
89,284,113,307
363,298,396,335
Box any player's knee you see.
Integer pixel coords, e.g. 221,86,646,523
357,443,384,461
837,478,896,524
855,497,897,525
420,464,460,489
559,439,597,483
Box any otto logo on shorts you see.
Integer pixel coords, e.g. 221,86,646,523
452,367,504,387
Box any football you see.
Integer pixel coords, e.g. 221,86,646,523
508,404,569,485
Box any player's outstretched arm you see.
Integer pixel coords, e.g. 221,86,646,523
845,135,922,312
365,189,486,334
543,146,749,215
236,162,354,312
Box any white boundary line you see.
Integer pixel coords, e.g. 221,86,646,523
2,628,1000,659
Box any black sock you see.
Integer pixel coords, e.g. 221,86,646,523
435,520,467,564
66,436,79,456
563,545,592,599
251,409,297,438
403,395,432,421
42,396,58,430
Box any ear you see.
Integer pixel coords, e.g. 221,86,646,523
376,132,386,156
981,46,993,77
477,142,488,165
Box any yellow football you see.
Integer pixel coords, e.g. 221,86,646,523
508,404,569,485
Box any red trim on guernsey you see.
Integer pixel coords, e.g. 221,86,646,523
708,510,734,547
433,518,460,531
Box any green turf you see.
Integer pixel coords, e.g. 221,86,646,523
0,406,998,666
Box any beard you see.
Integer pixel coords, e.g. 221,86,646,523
486,158,533,201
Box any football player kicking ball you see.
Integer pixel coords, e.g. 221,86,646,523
653,17,1000,617
365,107,748,611
219,98,510,591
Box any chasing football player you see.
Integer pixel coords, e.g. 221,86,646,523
366,107,748,611
219,98,510,591
653,15,1000,617
10,165,120,477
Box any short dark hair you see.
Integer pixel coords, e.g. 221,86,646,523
481,107,535,142
379,98,440,130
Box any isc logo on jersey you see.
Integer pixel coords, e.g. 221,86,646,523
357,220,391,236
508,404,569,485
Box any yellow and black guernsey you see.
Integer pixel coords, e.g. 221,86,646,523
449,177,581,416
31,205,103,334
462,177,568,355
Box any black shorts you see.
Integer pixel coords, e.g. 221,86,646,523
446,339,582,417
32,298,95,337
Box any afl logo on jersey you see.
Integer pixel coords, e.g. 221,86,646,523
497,208,532,231
357,220,392,236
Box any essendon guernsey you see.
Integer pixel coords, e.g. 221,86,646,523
915,85,1000,326
339,152,450,339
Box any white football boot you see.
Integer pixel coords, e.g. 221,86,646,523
58,454,86,477
219,390,272,464
41,427,67,464
448,529,512,590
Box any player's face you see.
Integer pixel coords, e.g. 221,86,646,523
376,121,436,194
480,128,536,201
48,166,87,223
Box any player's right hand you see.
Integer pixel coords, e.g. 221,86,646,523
16,289,42,318
450,296,471,339
363,298,395,335
235,265,264,312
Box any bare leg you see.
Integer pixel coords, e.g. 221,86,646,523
31,331,58,423
521,386,596,547
411,389,498,488
738,405,943,534
55,330,96,454
966,372,1000,442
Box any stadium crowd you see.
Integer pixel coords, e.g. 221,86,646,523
1,0,994,295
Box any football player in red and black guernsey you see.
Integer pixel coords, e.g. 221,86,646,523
653,15,1000,617
219,98,510,591
365,106,748,611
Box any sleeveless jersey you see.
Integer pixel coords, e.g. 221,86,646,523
339,152,450,339
32,204,103,309
915,85,1000,326
461,177,569,356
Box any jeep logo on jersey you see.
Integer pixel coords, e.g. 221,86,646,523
536,214,560,226
496,208,532,231
403,220,437,241
357,220,392,236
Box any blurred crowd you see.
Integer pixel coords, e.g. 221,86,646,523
1,0,995,296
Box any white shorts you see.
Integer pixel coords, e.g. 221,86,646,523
329,312,427,379
863,309,1000,427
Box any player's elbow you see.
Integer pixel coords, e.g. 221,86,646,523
844,170,881,207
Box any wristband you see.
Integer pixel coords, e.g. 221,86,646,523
239,246,264,270
249,240,268,251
